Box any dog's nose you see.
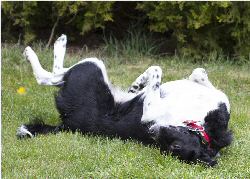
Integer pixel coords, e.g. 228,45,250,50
208,160,217,167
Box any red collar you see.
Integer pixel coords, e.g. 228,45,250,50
183,120,211,146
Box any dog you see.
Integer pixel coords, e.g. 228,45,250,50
17,34,232,167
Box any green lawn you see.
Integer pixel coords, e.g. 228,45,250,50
2,44,250,178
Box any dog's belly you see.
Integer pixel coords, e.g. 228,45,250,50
152,80,230,126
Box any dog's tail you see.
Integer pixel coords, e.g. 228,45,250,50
16,120,64,139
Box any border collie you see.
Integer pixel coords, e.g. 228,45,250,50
17,34,232,167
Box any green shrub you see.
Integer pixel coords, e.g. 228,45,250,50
2,1,114,44
2,2,250,60
137,2,250,59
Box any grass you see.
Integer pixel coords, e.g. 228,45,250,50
2,43,250,178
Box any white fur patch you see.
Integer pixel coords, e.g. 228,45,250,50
141,79,230,127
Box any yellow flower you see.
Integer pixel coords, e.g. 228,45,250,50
17,87,26,95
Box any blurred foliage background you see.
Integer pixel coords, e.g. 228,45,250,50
2,1,250,61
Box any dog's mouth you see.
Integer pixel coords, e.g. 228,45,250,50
196,158,217,167
164,146,218,167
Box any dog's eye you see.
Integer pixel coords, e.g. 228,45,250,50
171,144,181,150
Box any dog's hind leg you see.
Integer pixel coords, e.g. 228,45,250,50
189,68,216,89
23,46,65,86
53,34,69,75
23,46,54,85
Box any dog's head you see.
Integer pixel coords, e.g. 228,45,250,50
150,125,217,167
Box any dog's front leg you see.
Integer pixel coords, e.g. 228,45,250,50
128,66,159,93
141,66,163,124
189,68,216,89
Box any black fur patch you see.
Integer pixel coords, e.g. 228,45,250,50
204,103,232,155
55,62,153,143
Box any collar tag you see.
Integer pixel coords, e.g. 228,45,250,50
183,120,211,146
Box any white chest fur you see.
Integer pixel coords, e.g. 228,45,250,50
141,79,230,127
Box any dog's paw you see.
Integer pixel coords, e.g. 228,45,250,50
146,66,162,90
189,68,216,89
189,68,208,83
54,34,67,49
54,34,67,58
23,46,37,62
16,125,34,139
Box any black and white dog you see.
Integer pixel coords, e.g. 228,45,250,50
17,35,232,167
